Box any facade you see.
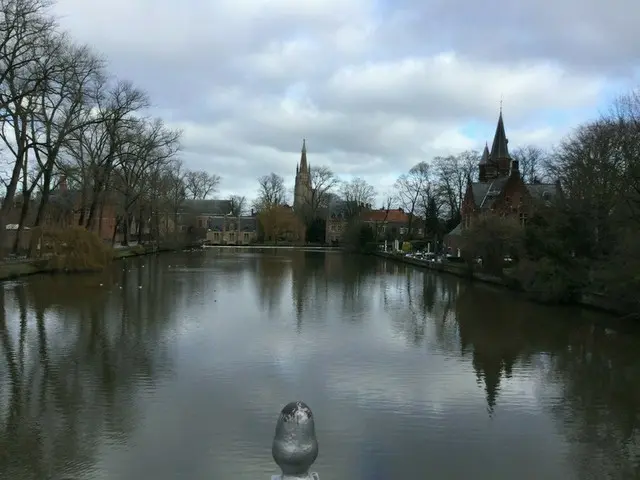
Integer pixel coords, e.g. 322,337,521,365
205,215,258,245
361,208,411,239
293,139,312,214
325,203,412,244
177,199,258,245
444,110,560,254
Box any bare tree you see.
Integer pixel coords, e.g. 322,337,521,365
28,36,105,243
0,0,54,109
0,0,54,250
299,165,338,221
339,177,376,219
229,195,247,216
82,80,148,231
511,145,547,183
111,117,181,245
433,150,478,221
394,161,430,236
184,170,220,199
254,173,287,211
162,159,187,233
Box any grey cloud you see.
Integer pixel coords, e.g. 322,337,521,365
384,0,640,74
50,0,639,200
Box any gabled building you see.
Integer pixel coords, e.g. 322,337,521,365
444,110,560,254
177,199,258,245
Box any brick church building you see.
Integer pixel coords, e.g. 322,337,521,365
445,110,560,255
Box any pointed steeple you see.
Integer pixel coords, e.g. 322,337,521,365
478,142,490,165
490,111,509,161
300,138,308,172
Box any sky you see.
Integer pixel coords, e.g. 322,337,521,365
52,0,640,204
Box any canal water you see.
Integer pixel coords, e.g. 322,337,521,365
0,250,638,479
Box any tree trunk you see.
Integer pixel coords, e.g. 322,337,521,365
28,173,53,257
0,153,26,257
111,216,121,246
12,195,31,254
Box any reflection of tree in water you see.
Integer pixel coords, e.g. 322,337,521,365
454,284,640,476
545,323,640,478
382,267,460,348
290,251,325,330
252,250,289,315
0,256,181,479
335,255,378,320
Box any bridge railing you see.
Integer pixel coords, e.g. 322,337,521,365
271,401,319,480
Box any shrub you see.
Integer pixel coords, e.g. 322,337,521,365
42,227,113,272
512,257,584,303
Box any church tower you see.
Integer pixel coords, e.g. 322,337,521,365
293,139,312,212
478,109,511,181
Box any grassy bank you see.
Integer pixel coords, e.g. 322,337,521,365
373,251,633,317
0,242,198,281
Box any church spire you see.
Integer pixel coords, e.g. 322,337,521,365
490,110,509,161
300,138,308,173
478,142,490,165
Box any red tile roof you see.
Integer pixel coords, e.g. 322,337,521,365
361,208,409,223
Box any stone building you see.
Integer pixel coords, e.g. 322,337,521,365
177,199,258,245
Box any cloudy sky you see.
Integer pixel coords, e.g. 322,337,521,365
53,0,640,203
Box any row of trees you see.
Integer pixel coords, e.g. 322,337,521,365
0,0,221,255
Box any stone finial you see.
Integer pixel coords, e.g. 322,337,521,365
272,401,318,479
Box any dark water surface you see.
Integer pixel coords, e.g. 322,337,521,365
0,250,639,479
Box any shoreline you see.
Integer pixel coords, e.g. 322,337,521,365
0,243,342,281
0,243,198,282
372,251,635,318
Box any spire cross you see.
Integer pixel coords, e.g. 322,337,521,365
499,94,503,114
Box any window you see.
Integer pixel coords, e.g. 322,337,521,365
519,213,528,226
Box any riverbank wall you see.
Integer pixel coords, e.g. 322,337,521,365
0,242,198,281
373,251,635,317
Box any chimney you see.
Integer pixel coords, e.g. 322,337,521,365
59,175,68,192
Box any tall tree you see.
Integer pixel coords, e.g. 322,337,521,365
184,170,220,199
300,165,338,221
0,0,54,251
111,117,181,245
433,150,478,222
394,161,430,236
254,172,287,211
511,145,547,183
339,177,376,219
29,36,105,238
229,195,247,216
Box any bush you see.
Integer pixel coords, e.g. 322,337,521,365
512,257,584,303
41,227,113,272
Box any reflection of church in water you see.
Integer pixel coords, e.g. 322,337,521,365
455,287,529,413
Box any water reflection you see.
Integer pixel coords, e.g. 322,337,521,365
0,257,179,479
0,251,638,479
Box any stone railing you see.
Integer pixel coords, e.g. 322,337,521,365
271,401,319,480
